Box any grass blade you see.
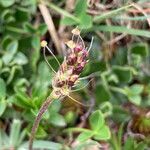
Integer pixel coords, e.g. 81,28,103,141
94,5,132,23
9,120,21,148
47,3,80,23
93,25,150,38
114,15,150,21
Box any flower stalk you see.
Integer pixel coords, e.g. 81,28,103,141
29,95,54,150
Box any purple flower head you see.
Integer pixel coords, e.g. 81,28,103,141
74,44,83,52
51,28,93,97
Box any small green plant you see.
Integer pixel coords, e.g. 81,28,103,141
64,110,110,143
0,119,26,149
110,124,148,150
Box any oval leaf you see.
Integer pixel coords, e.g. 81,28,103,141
93,125,111,140
0,99,7,116
77,131,94,142
50,113,66,127
0,78,6,99
89,110,104,131
19,140,62,150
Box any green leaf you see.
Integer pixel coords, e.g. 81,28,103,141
118,124,124,148
124,84,144,105
123,137,134,150
0,60,2,70
49,100,61,113
113,66,132,83
37,24,48,36
61,17,78,26
75,0,92,29
1,36,12,49
95,84,111,103
5,26,27,34
37,61,51,86
13,52,28,65
23,23,36,33
32,61,52,98
6,66,22,84
93,25,150,38
0,129,9,146
19,140,63,150
5,40,18,53
64,111,76,124
82,61,106,76
79,14,92,29
0,0,15,7
75,0,87,17
18,37,32,51
1,9,14,23
112,106,130,123
89,110,104,131
63,127,90,133
130,84,144,95
0,99,7,116
93,125,111,140
2,40,18,64
131,54,142,66
35,126,47,138
73,140,101,150
0,78,6,99
14,90,33,109
31,36,40,50
114,15,150,21
15,8,30,22
111,47,127,65
77,131,94,142
128,95,141,105
9,119,21,147
48,3,79,23
14,78,30,92
94,5,131,22
130,43,149,57
100,102,113,117
31,36,40,72
135,142,147,150
50,113,66,127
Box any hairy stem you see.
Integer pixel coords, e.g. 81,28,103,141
29,94,54,150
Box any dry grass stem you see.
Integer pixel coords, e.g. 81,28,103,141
39,3,62,54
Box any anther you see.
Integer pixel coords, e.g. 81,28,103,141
66,40,76,49
41,40,47,47
71,28,80,35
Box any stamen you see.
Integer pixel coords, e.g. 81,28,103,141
88,37,94,52
63,56,70,87
79,35,85,48
79,71,100,80
72,34,75,41
45,45,61,67
67,94,88,107
43,47,56,74
66,40,76,49
76,36,80,44
71,79,93,92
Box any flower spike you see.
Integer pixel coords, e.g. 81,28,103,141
29,28,93,150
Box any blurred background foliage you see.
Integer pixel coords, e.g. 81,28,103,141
0,0,150,149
